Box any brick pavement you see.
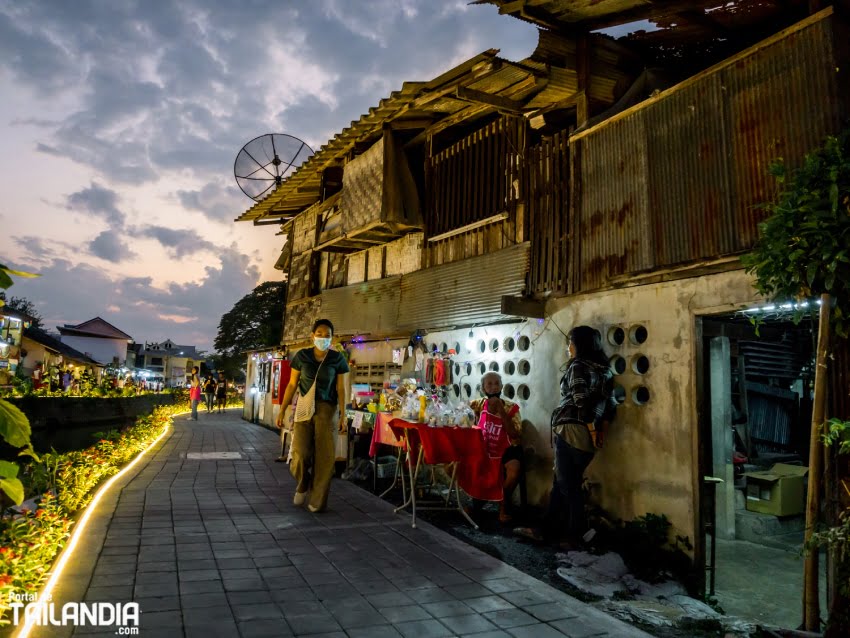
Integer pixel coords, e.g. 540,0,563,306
31,411,654,638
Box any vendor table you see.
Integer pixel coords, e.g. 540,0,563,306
369,412,408,498
383,418,504,530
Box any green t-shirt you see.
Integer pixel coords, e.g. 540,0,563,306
291,348,350,404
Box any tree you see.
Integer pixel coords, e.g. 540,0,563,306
5,296,44,329
742,129,850,636
213,281,286,373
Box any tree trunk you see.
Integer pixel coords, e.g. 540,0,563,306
803,293,831,631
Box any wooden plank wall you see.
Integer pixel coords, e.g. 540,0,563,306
425,116,526,268
526,130,570,296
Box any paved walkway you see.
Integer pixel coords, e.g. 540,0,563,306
35,411,653,638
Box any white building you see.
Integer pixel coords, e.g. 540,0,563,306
57,317,134,366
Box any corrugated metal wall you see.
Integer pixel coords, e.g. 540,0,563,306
321,276,402,336
571,12,843,292
397,242,530,330
316,244,530,336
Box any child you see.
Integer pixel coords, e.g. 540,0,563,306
470,372,523,523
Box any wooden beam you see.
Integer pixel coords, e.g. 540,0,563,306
427,212,509,243
389,118,435,130
576,35,590,127
455,87,526,114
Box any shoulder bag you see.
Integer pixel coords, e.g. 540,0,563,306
293,352,328,422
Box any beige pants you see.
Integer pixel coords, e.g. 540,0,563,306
290,401,337,511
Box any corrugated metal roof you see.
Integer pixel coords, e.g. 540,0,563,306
397,243,530,330
236,34,635,224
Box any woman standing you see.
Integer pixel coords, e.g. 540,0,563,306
516,326,615,547
276,319,349,513
188,366,202,421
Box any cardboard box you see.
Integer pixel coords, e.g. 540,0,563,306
744,463,808,516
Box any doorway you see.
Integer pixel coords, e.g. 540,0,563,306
697,308,825,628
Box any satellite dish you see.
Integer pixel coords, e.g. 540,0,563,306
234,133,314,201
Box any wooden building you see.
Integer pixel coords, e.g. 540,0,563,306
236,0,850,597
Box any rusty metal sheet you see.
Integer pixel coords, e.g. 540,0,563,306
321,277,402,337
722,16,841,248
645,74,734,266
577,114,651,290
572,11,843,292
397,243,530,331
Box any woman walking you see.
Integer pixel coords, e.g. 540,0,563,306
276,319,349,513
203,375,217,413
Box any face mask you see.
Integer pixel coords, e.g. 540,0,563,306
485,390,501,399
314,337,332,351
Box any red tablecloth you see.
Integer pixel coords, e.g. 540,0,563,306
368,412,405,457
376,418,503,502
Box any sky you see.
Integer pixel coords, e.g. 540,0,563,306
0,0,537,351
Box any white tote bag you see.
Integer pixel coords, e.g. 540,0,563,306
293,354,326,422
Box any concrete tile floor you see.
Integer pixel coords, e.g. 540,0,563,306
31,411,654,638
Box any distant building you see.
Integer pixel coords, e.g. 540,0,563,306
0,306,31,384
22,326,104,380
57,317,134,366
135,339,205,387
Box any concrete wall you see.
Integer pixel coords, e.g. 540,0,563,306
60,335,127,366
545,269,761,546
10,394,176,452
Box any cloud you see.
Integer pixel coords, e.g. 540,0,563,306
137,225,218,258
176,181,247,223
8,248,264,350
65,183,126,228
89,230,135,262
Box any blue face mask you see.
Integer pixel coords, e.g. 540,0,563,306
314,337,332,351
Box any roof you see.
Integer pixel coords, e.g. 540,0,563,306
479,0,811,66
237,40,635,223
58,316,133,341
0,306,35,323
23,327,103,367
142,343,200,358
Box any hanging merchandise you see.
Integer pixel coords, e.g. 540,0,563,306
392,348,405,365
414,349,425,372
434,357,447,386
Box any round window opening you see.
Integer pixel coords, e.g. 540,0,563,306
463,383,472,398
453,384,461,397
465,363,473,376
454,363,461,376
610,355,626,375
517,335,531,351
504,337,516,352
633,386,650,405
608,326,626,346
629,324,648,345
504,360,516,375
503,384,516,399
489,338,500,353
518,359,531,376
477,339,487,353
440,342,447,353
632,355,650,375
613,384,626,405
452,342,461,354
489,361,499,372
477,362,487,375
518,384,531,401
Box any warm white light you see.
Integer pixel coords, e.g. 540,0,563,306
15,413,178,638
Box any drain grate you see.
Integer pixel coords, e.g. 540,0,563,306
185,452,244,460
